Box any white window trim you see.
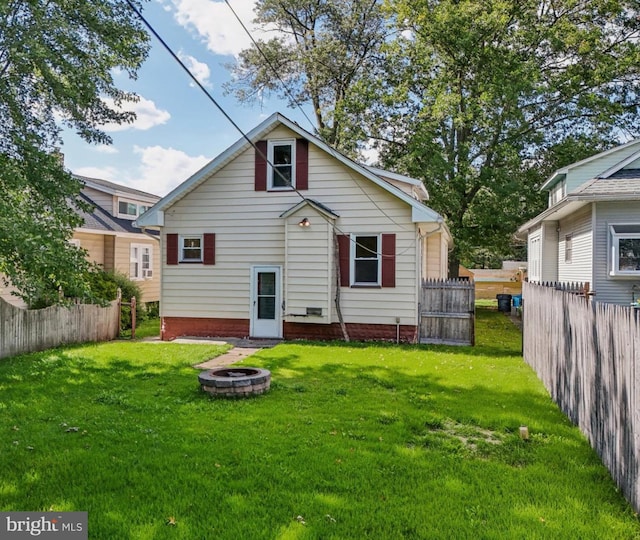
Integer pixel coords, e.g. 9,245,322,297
69,239,81,248
350,234,381,286
564,234,572,263
179,235,203,263
609,224,640,277
528,234,541,282
130,244,153,280
118,198,150,220
267,139,296,191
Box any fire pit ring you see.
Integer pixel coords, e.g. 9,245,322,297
198,367,271,398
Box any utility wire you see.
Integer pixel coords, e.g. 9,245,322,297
222,0,317,134
124,0,418,258
220,0,414,232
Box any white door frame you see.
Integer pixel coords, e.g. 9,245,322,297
249,265,283,338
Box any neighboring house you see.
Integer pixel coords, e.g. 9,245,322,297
0,176,161,307
517,140,640,305
136,113,452,341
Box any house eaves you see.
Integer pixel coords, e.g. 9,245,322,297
517,175,640,238
539,139,640,191
280,199,339,220
364,165,430,200
136,112,446,228
76,175,160,203
598,150,640,179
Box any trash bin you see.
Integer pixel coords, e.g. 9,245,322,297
497,294,512,312
512,294,522,308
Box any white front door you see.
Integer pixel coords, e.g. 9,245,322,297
250,266,282,338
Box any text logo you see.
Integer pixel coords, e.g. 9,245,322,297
0,512,87,539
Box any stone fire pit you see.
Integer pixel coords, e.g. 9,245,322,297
198,367,271,398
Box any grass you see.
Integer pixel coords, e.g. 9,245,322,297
119,318,161,340
0,310,638,539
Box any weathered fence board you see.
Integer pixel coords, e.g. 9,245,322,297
420,279,475,346
523,282,640,512
0,297,120,359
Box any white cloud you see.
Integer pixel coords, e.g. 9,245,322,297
360,144,380,166
102,96,171,132
93,144,119,155
74,166,120,182
178,51,213,88
170,0,266,57
132,145,211,195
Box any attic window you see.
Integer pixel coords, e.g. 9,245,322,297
609,224,640,276
118,199,149,220
268,140,295,190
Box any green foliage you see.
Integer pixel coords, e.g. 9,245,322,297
0,1,149,304
228,0,640,269
0,312,638,537
98,270,145,331
365,0,640,269
225,0,387,152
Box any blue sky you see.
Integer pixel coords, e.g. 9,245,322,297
62,0,316,196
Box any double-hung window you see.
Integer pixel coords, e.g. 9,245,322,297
267,139,295,190
130,244,153,279
180,236,203,262
351,235,380,286
610,224,640,276
564,234,573,263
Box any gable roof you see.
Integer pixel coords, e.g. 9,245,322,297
540,139,640,191
280,199,340,220
76,174,160,203
136,112,445,229
517,170,640,235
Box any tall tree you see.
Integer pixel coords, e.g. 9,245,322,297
0,0,149,306
362,0,640,271
225,0,387,153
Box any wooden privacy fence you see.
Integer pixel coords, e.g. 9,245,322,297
420,279,475,346
0,297,120,360
522,282,640,512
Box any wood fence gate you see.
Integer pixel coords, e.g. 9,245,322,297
420,279,475,346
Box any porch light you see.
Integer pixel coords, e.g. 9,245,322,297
298,217,310,227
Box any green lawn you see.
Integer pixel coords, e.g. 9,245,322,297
0,310,638,539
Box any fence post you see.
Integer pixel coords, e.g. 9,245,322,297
117,288,122,338
131,296,136,340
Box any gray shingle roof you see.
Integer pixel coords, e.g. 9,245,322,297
573,174,640,198
76,192,158,235
74,174,160,201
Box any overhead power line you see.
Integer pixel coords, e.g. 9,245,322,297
123,0,420,257
222,0,317,134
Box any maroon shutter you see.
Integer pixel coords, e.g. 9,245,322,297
255,140,267,191
296,139,309,190
166,233,178,265
338,234,350,287
381,234,396,288
203,233,215,265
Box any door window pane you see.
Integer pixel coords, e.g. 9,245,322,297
258,272,276,296
258,297,276,319
257,272,276,320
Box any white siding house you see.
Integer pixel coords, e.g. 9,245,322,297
518,141,640,305
137,113,451,341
